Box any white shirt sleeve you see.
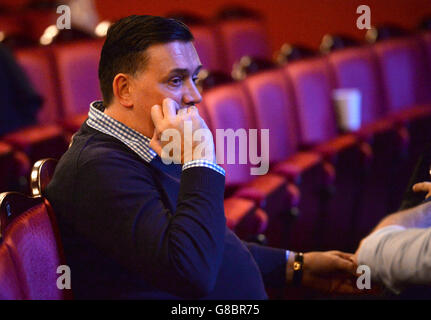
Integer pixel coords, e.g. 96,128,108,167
357,225,431,293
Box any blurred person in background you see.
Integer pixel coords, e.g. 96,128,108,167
0,44,42,136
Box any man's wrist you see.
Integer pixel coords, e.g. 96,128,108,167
286,250,296,285
182,159,225,176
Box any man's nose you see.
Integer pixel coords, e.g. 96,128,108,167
182,80,202,106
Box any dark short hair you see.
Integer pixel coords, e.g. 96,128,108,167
98,15,194,104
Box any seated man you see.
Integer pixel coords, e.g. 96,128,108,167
47,15,357,299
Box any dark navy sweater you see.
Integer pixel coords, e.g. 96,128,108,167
46,123,287,299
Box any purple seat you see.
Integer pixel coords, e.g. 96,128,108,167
0,192,69,299
242,69,331,250
201,83,291,245
373,37,431,114
328,46,411,240
52,40,103,135
422,32,431,70
328,46,387,126
0,242,23,299
0,142,30,194
217,19,271,74
190,25,224,73
3,48,68,163
285,57,370,251
373,36,431,213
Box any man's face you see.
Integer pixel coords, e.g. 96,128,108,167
129,41,203,136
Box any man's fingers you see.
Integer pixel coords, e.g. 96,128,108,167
177,107,188,117
162,98,177,119
331,255,357,275
412,182,431,193
329,251,354,261
151,104,163,128
187,105,198,114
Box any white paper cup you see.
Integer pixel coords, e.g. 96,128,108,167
332,88,362,132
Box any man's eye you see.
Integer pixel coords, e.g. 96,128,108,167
169,77,183,86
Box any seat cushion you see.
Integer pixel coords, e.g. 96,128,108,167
4,203,65,299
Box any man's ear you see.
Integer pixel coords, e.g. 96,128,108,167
112,73,133,108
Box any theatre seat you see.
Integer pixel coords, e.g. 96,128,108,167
328,45,412,234
373,36,431,212
224,197,268,243
15,47,60,125
190,25,224,72
373,37,431,114
217,19,271,74
285,57,370,251
4,48,68,162
422,32,431,69
242,69,333,250
52,40,103,133
30,158,58,197
0,192,69,299
0,142,30,193
0,241,23,299
201,83,296,248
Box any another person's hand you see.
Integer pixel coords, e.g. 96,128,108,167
149,98,215,164
300,251,360,295
412,181,431,200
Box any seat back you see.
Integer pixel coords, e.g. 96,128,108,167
30,158,58,197
15,47,60,124
328,46,387,125
373,37,431,113
0,192,67,299
421,32,431,74
284,57,337,145
201,84,255,187
0,143,13,192
191,25,224,72
52,40,103,118
217,19,271,74
242,69,300,163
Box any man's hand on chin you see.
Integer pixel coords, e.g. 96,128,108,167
149,97,215,164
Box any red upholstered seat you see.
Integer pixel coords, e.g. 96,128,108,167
327,45,415,229
372,36,431,214
0,244,23,299
202,84,256,187
0,192,68,299
0,141,30,193
15,47,60,125
285,57,371,251
224,197,268,242
52,40,103,133
328,46,387,127
201,83,288,244
190,25,224,72
4,48,68,162
422,32,431,71
242,69,333,250
373,37,431,113
217,19,271,74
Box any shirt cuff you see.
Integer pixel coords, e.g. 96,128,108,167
182,159,225,176
285,250,291,262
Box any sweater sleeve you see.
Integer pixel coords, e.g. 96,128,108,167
244,242,287,288
73,151,226,298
